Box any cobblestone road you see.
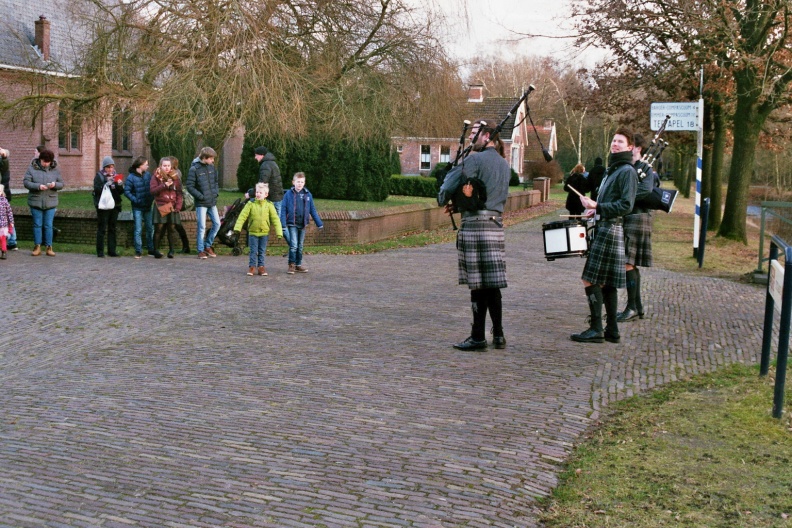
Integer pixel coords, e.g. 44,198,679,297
0,213,765,527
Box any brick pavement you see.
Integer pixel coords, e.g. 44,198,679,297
0,213,765,527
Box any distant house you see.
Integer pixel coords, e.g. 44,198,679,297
0,3,150,189
392,83,557,178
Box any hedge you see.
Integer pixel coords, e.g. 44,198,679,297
237,134,394,202
389,175,438,198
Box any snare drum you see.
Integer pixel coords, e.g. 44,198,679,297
542,220,588,261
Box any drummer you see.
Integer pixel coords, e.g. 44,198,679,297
571,127,638,344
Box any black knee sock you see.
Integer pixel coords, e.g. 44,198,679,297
584,285,603,333
484,288,503,335
602,285,619,334
625,269,638,311
634,267,643,314
471,289,488,341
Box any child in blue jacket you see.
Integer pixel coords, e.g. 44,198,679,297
279,172,323,274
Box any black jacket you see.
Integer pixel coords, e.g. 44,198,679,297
186,160,219,208
258,152,283,202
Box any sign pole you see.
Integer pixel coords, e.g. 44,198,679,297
693,68,704,257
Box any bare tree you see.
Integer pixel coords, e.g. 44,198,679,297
572,0,792,243
1,0,463,147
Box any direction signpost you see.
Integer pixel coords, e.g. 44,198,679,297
651,81,704,257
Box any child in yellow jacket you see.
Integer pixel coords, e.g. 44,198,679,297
234,183,283,276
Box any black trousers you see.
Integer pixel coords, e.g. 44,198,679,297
96,208,119,256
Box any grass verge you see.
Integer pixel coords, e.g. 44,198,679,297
541,183,790,527
540,363,792,527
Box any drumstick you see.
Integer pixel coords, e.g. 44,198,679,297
560,214,587,218
566,184,584,198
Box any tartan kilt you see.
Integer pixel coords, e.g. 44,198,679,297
624,212,652,267
582,223,626,288
457,217,507,290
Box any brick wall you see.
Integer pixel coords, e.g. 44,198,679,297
8,189,542,248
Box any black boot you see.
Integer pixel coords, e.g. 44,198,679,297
454,291,488,351
602,285,620,343
617,269,640,322
571,285,604,343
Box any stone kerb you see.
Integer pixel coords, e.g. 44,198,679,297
8,189,541,248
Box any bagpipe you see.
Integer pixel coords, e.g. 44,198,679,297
438,85,552,229
633,115,678,214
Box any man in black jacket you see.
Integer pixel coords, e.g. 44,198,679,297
254,146,284,215
186,147,221,259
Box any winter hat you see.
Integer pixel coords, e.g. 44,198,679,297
594,157,603,166
254,146,268,156
102,156,115,168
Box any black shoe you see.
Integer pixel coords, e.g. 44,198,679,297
108,252,120,257
571,328,604,343
616,308,639,323
604,330,621,343
167,250,174,259
453,336,488,351
181,247,191,254
493,336,506,349
97,253,105,258
148,249,157,257
154,251,164,259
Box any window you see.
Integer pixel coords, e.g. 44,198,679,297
420,145,431,170
112,107,131,153
58,104,81,153
396,145,403,153
440,145,451,164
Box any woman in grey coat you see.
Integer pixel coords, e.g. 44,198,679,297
23,149,64,256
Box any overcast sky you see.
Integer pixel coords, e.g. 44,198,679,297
418,0,607,68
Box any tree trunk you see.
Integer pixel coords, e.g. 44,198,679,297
718,83,765,243
708,101,726,231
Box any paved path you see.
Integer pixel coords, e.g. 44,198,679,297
0,213,765,527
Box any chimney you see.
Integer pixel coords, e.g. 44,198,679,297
35,16,50,61
467,82,484,103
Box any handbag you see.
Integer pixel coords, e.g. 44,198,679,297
98,184,115,210
157,202,174,216
182,189,195,211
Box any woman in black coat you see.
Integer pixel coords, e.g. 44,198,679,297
564,163,591,216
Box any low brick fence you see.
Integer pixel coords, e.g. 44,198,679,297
7,189,542,248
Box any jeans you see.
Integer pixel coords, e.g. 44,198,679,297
96,208,120,255
196,205,221,253
271,200,282,216
248,234,269,267
287,225,306,265
30,207,56,246
132,208,155,254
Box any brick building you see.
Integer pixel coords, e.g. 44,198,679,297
0,1,151,190
392,83,557,177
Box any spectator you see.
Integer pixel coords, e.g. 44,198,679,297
150,158,183,259
254,146,284,214
186,147,220,259
23,149,63,256
93,156,124,257
280,172,323,274
124,156,156,259
0,183,14,260
234,182,282,276
0,148,17,250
